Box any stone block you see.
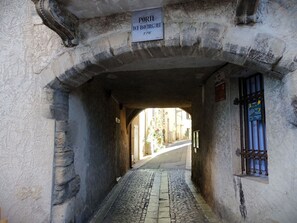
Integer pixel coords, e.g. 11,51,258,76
41,104,55,120
55,146,73,153
70,46,95,71
131,42,154,61
51,90,69,120
53,105,69,121
164,22,181,48
52,197,76,223
180,23,200,47
92,50,123,70
56,121,68,132
274,50,297,75
55,163,76,186
179,23,201,57
223,42,250,66
140,41,167,59
82,62,106,75
72,61,97,79
90,36,110,55
107,31,137,66
90,37,125,69
55,151,74,167
51,52,76,79
54,90,69,107
158,218,170,223
55,131,67,149
48,78,71,92
144,218,157,223
245,33,286,71
163,22,183,57
108,32,130,54
197,22,227,59
53,175,80,205
114,49,138,66
42,87,55,105
57,68,92,88
41,87,55,119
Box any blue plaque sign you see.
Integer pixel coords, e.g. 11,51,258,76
248,100,262,122
132,8,164,42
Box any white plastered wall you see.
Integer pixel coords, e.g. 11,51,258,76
199,68,297,223
0,1,63,222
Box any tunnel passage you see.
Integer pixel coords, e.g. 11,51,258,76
48,51,296,222
66,56,227,221
45,12,297,221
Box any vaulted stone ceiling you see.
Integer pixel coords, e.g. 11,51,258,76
91,58,229,108
56,0,193,18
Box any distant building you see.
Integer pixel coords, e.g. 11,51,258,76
130,108,191,163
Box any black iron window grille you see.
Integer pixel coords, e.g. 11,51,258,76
237,74,268,176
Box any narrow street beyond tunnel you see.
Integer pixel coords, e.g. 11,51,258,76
91,142,220,223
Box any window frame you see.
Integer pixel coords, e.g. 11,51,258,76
238,73,268,177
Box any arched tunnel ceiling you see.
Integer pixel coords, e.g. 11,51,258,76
90,57,230,109
57,0,193,18
109,57,226,72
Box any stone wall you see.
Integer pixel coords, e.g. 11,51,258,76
191,66,297,222
68,78,130,222
0,0,60,222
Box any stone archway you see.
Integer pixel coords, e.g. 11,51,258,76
44,19,297,221
48,21,294,92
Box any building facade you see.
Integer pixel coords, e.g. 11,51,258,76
0,0,297,222
130,108,191,163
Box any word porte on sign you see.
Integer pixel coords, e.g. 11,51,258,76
132,8,164,42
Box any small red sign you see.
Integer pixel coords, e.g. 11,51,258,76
215,82,226,102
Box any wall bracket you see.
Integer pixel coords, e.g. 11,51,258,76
32,0,79,47
235,0,261,24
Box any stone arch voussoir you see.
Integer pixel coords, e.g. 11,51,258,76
48,22,297,94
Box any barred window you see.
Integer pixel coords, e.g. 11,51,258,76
238,74,268,176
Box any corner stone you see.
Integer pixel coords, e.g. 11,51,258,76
55,151,74,167
245,33,286,70
52,197,76,223
53,175,80,205
55,163,76,186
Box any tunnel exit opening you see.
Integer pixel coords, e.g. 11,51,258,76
129,108,192,170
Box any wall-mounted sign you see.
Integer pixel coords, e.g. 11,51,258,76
215,72,226,102
132,8,164,42
248,100,262,122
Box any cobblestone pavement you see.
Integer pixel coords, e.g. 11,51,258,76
103,170,155,223
168,170,208,223
93,144,220,223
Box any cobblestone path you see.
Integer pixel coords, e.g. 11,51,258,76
93,144,220,223
103,170,155,223
168,170,208,223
